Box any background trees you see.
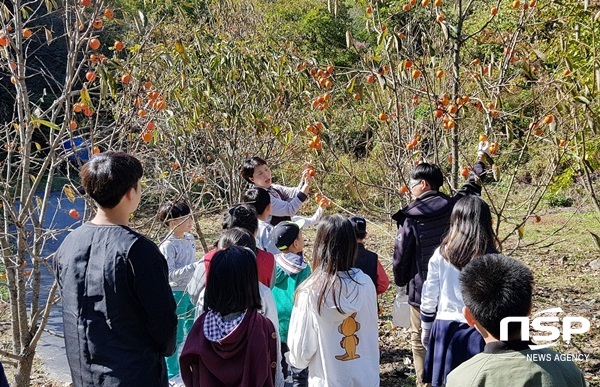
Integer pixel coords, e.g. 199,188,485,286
0,0,598,385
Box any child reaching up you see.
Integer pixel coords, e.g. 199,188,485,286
241,157,314,226
419,196,498,386
179,246,278,387
244,187,325,255
270,221,312,384
157,201,197,381
287,215,379,386
243,187,279,255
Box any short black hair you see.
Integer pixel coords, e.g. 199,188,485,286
349,216,367,239
243,187,271,216
222,204,258,235
157,201,191,223
240,156,267,183
80,151,143,209
204,246,262,315
410,163,444,191
460,253,533,339
217,227,257,253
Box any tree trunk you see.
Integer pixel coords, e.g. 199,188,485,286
14,350,34,387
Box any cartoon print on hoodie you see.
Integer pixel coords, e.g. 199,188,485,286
335,312,361,361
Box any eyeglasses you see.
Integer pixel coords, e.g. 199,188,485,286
408,179,422,189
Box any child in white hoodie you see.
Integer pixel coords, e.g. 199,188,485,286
287,214,380,386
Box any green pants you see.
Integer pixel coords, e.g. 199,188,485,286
166,290,195,379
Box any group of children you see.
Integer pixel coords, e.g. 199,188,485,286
53,151,587,387
158,201,389,385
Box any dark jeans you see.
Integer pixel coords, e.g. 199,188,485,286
281,342,308,387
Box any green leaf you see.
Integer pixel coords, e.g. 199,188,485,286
346,76,356,94
385,36,393,52
80,87,92,108
99,66,117,99
175,39,188,64
518,225,524,240
393,34,400,54
30,118,59,130
533,49,547,62
574,95,591,105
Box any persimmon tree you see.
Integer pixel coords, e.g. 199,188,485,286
536,0,600,218
0,0,132,384
98,2,324,241
286,0,597,250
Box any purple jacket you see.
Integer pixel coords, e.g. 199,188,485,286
180,308,277,387
392,163,484,307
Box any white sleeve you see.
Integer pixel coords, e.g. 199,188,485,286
272,183,300,199
269,185,305,218
186,260,207,305
420,249,442,327
291,206,324,228
259,284,284,387
287,290,318,370
168,262,196,287
158,241,177,272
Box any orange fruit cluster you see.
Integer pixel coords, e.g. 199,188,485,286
89,38,101,50
310,66,334,90
306,122,323,135
0,34,10,47
85,71,97,82
311,93,331,111
442,116,455,130
315,193,332,207
377,64,391,75
406,138,419,150
90,53,108,64
73,102,94,117
488,141,499,154
308,135,322,151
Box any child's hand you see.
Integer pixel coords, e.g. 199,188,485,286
477,140,490,158
315,193,332,208
477,141,495,165
301,170,314,191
